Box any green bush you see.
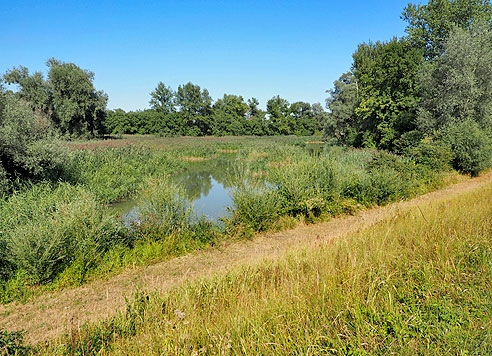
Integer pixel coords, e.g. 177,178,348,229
132,178,195,241
0,183,127,283
443,119,492,176
408,140,453,171
228,180,282,234
0,93,65,190
366,151,422,203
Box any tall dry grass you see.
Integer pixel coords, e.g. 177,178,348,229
42,180,492,355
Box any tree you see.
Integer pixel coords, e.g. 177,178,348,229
325,72,360,145
246,98,260,119
176,82,212,135
47,58,108,137
0,91,64,193
326,38,423,149
352,38,423,149
3,59,108,138
149,82,175,114
212,94,249,135
266,96,290,135
3,66,49,113
417,21,492,133
289,101,316,135
402,0,492,60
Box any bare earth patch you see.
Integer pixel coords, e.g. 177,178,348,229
1,173,491,345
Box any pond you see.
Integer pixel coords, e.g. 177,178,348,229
112,142,325,223
112,157,237,223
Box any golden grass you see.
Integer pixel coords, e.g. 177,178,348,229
41,178,492,355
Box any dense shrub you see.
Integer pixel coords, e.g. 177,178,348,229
0,94,65,191
132,178,194,241
228,180,282,234
408,140,453,171
443,119,492,176
0,184,127,283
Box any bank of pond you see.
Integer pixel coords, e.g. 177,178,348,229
0,137,456,304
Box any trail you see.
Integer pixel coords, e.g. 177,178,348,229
1,173,492,345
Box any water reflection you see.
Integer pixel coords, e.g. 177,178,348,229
112,143,325,222
170,158,236,220
113,157,237,222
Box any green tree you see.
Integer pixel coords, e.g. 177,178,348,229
176,82,212,135
212,94,249,135
402,0,492,60
324,72,360,145
289,101,318,135
47,58,108,137
266,96,290,135
3,66,49,113
352,38,423,149
0,91,64,193
417,22,492,133
149,82,175,114
4,59,108,138
326,39,423,149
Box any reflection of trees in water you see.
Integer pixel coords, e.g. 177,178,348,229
172,159,236,200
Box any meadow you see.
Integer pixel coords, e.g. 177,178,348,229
30,151,492,355
0,135,455,305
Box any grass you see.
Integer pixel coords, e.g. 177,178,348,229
0,136,461,304
37,169,492,355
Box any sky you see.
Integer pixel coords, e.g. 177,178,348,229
0,0,411,111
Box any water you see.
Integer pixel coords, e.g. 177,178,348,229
112,158,236,223
112,143,325,223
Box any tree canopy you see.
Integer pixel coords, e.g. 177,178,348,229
3,59,108,138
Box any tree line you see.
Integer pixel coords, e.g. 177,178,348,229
2,0,492,190
324,0,492,176
106,83,326,137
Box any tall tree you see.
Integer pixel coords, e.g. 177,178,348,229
402,0,492,60
352,38,423,149
176,82,212,135
325,72,360,145
149,82,175,114
47,58,108,137
3,59,108,138
266,96,290,135
3,66,49,113
326,39,423,149
212,94,249,135
417,21,492,133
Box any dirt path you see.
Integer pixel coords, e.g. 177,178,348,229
2,173,492,345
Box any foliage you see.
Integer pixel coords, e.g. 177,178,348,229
3,59,108,138
443,119,492,176
402,0,492,60
0,184,127,284
0,92,65,193
149,82,175,114
417,21,492,133
107,84,325,137
407,139,454,172
325,38,423,150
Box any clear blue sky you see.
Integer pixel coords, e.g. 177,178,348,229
0,0,411,111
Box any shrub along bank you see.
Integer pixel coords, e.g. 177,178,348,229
38,157,492,355
0,139,457,304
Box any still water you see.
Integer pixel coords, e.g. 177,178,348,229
112,142,325,223
112,158,236,222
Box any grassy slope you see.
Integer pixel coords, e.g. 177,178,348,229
41,175,492,355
